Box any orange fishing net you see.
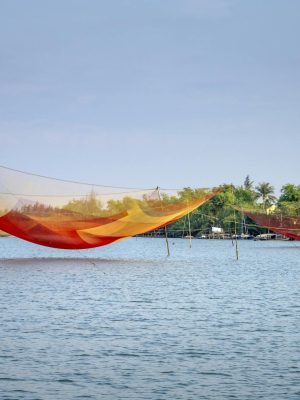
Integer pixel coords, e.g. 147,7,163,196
241,209,300,240
0,166,218,249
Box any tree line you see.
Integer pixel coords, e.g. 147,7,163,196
1,176,299,238
166,177,300,237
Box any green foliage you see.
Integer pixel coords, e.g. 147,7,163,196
47,178,300,236
279,184,300,202
244,175,254,190
255,182,276,208
166,178,299,237
277,184,300,216
106,196,140,214
63,191,104,216
160,187,208,205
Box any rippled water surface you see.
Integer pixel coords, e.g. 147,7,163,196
0,237,299,399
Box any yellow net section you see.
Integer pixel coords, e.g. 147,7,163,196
0,166,219,249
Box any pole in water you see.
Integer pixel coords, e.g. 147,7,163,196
234,210,239,260
164,225,170,256
187,202,192,248
157,186,170,257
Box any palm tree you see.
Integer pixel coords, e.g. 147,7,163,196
244,175,254,190
255,182,276,208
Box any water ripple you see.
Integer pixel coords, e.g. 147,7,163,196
0,237,299,399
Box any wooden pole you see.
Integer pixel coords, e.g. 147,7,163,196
234,210,239,260
187,201,192,248
164,225,170,257
182,215,186,239
157,186,170,257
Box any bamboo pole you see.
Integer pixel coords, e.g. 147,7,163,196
164,225,170,256
187,201,192,248
234,209,239,260
157,186,170,257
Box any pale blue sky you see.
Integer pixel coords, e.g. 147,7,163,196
0,0,299,191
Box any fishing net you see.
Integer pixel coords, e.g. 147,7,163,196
0,166,219,249
241,208,300,240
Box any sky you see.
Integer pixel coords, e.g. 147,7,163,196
0,0,299,192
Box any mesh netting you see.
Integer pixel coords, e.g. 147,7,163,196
0,166,218,249
241,209,300,240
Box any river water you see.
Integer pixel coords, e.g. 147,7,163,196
0,237,299,399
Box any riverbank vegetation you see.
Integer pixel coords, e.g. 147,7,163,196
164,177,300,237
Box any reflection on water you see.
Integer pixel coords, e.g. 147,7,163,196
0,237,299,400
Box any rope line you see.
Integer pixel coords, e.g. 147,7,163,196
0,165,211,192
0,165,154,191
